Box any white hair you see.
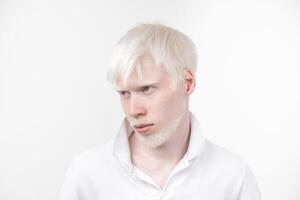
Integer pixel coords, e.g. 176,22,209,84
106,23,197,87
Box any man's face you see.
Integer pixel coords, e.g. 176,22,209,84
116,57,189,148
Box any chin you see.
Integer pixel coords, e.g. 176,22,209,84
143,140,165,149
141,132,172,149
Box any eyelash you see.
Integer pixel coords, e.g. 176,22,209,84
119,86,155,97
142,86,151,93
120,91,130,97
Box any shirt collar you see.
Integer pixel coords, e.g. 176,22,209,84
112,112,206,169
185,112,206,161
111,118,134,170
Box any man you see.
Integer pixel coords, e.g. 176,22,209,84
59,23,261,200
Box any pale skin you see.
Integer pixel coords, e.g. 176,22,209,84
116,57,196,189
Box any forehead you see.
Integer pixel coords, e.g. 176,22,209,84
116,57,170,90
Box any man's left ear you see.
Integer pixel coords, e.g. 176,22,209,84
183,69,196,94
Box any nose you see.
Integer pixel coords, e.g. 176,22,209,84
128,96,146,119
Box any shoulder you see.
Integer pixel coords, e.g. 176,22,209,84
205,140,243,162
203,141,261,199
69,141,115,174
202,140,247,177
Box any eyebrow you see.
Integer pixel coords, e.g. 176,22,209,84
116,83,158,93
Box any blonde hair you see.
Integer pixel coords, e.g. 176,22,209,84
106,23,197,87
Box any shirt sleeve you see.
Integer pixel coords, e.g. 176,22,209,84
237,163,261,200
58,158,80,200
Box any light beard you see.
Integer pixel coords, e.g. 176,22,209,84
136,112,185,149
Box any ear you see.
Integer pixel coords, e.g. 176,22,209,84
183,69,196,94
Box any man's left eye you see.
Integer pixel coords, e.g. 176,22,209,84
142,86,153,94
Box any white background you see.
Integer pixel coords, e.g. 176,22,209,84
0,0,299,199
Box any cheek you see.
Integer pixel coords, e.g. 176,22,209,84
120,100,129,114
151,90,180,115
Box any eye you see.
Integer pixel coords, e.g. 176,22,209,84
119,91,131,98
142,86,154,94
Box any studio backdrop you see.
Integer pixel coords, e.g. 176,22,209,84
0,0,299,199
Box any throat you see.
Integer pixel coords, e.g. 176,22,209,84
131,152,179,189
128,129,191,189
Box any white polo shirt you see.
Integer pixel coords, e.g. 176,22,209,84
59,113,261,200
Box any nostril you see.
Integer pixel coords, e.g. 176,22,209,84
129,106,146,118
129,105,146,118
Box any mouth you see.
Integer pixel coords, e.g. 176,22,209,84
134,123,154,134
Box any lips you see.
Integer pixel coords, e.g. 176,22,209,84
134,123,154,134
134,123,153,129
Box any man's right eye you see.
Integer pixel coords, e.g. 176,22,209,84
119,91,130,98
